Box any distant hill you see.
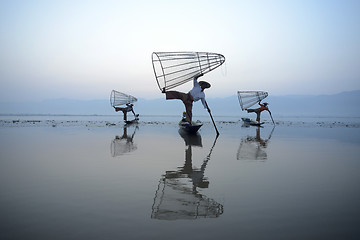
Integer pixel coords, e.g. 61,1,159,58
0,90,359,117
267,90,360,117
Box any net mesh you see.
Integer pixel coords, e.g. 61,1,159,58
237,91,268,111
111,138,137,157
152,52,225,91
110,90,137,107
237,138,267,161
151,177,224,220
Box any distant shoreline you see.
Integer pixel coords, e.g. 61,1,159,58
1,90,359,117
1,115,359,129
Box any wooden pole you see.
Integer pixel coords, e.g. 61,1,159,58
205,101,219,136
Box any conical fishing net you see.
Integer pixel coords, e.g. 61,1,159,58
237,91,268,111
110,90,137,107
152,52,225,92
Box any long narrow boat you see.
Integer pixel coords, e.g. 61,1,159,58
179,119,203,134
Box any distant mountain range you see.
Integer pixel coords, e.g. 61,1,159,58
1,90,359,117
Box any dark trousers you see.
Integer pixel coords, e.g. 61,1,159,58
166,91,194,123
247,108,261,122
116,107,136,121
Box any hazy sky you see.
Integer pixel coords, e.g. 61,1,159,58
1,0,359,101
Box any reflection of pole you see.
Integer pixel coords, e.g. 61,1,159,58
267,125,275,140
131,125,139,139
205,101,219,136
207,135,219,161
200,135,219,173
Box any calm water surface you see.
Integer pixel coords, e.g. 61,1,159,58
1,116,359,240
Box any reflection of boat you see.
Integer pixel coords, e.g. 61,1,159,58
178,129,202,147
151,135,222,220
237,127,274,161
110,126,138,157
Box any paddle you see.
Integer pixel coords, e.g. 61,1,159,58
269,111,275,125
205,101,219,136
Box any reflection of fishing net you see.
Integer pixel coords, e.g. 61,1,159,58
110,137,137,157
151,177,223,220
236,138,267,161
237,91,268,111
152,52,225,92
110,90,137,107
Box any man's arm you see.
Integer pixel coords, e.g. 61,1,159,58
201,98,207,109
204,99,211,113
193,72,204,86
195,72,204,78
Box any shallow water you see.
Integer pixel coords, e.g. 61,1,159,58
1,116,360,239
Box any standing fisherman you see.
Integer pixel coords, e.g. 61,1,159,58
246,102,271,123
162,73,211,125
114,103,139,122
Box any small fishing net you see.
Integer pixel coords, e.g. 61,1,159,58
236,138,267,161
110,90,137,107
110,137,137,157
152,51,225,92
237,91,268,111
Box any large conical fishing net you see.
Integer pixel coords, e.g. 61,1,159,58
152,52,225,92
151,177,224,220
237,91,268,111
110,90,137,107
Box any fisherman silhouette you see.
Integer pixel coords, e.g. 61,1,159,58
163,73,211,125
114,103,139,122
246,101,271,123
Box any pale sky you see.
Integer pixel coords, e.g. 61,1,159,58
0,0,359,101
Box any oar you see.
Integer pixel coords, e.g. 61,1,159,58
205,101,219,136
269,111,275,125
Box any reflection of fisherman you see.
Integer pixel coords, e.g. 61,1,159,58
170,145,210,191
151,135,222,220
114,103,139,121
237,126,275,161
163,73,211,124
111,126,138,157
254,128,268,147
115,127,133,143
246,102,271,122
169,134,218,191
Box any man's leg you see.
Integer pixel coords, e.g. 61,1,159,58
165,91,187,101
115,107,124,112
184,101,193,124
184,94,194,124
166,91,192,123
256,111,261,122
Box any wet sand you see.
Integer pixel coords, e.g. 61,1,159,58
1,115,360,239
